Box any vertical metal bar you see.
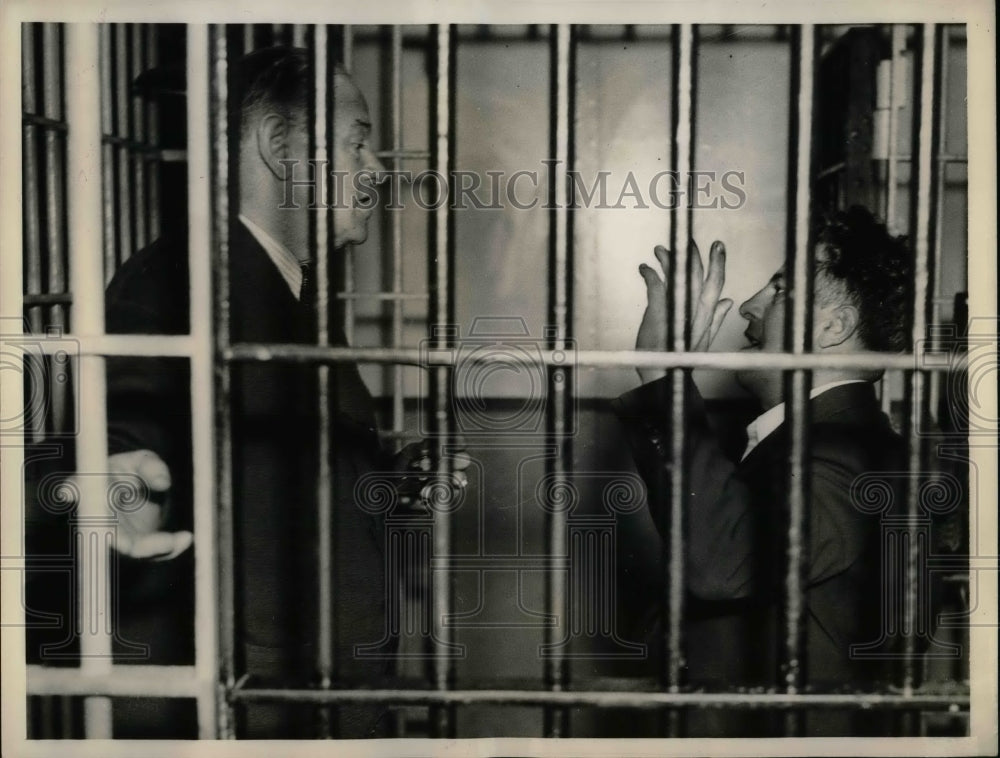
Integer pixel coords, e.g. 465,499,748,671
342,26,355,343
242,24,254,55
343,25,354,71
66,22,113,738
22,27,44,344
130,24,148,251
428,23,455,738
664,22,695,737
312,23,337,737
928,28,950,422
42,24,68,433
114,25,133,265
145,24,161,242
543,23,573,739
208,23,236,739
292,24,307,49
782,24,816,737
186,23,220,739
2,14,29,738
391,25,405,434
904,24,940,712
881,25,907,420
885,24,906,235
99,24,116,284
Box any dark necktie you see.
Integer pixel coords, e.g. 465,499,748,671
299,263,315,309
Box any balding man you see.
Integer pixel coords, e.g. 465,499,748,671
96,46,410,737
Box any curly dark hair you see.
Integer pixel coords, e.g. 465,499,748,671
813,205,914,352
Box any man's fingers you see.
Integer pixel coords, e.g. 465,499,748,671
708,299,734,344
702,241,727,303
689,238,705,293
116,530,193,561
638,263,663,292
109,449,171,491
652,245,670,278
451,451,472,471
418,471,469,503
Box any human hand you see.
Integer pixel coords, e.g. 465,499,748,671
62,450,193,560
635,240,733,383
688,239,733,352
391,438,472,511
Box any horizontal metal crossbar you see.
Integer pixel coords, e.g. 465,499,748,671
225,343,962,372
22,334,969,373
230,685,970,711
27,665,204,698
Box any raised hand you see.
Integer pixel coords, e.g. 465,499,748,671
635,240,733,384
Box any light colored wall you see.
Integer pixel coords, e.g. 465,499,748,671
350,26,968,401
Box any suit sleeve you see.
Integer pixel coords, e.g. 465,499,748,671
612,374,756,599
104,244,190,465
612,375,869,601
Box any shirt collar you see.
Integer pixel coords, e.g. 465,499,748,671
238,213,304,300
740,379,870,461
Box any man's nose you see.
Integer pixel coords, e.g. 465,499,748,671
739,289,764,322
368,149,387,176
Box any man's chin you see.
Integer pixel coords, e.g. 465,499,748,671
333,227,370,249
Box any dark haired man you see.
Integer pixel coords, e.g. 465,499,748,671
614,206,913,735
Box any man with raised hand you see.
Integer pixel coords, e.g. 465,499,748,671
614,206,913,735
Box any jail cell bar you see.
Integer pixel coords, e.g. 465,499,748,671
664,24,695,738
23,23,219,738
22,22,968,739
21,23,70,442
225,21,962,734
880,25,965,425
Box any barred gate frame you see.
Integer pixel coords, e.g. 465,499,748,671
1,13,989,747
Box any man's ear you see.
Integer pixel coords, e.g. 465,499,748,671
816,304,860,349
256,113,293,180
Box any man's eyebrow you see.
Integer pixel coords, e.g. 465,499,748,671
770,272,785,285
354,120,372,131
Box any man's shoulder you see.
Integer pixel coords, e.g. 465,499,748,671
105,236,190,334
810,400,905,477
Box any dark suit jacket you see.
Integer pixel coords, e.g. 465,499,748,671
103,222,393,736
613,375,901,734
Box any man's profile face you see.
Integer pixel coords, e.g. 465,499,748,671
733,262,786,401
279,73,384,250
734,249,843,403
330,74,384,248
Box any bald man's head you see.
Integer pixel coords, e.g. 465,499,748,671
235,46,385,251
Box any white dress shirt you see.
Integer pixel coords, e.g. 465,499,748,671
740,379,869,461
238,213,304,300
